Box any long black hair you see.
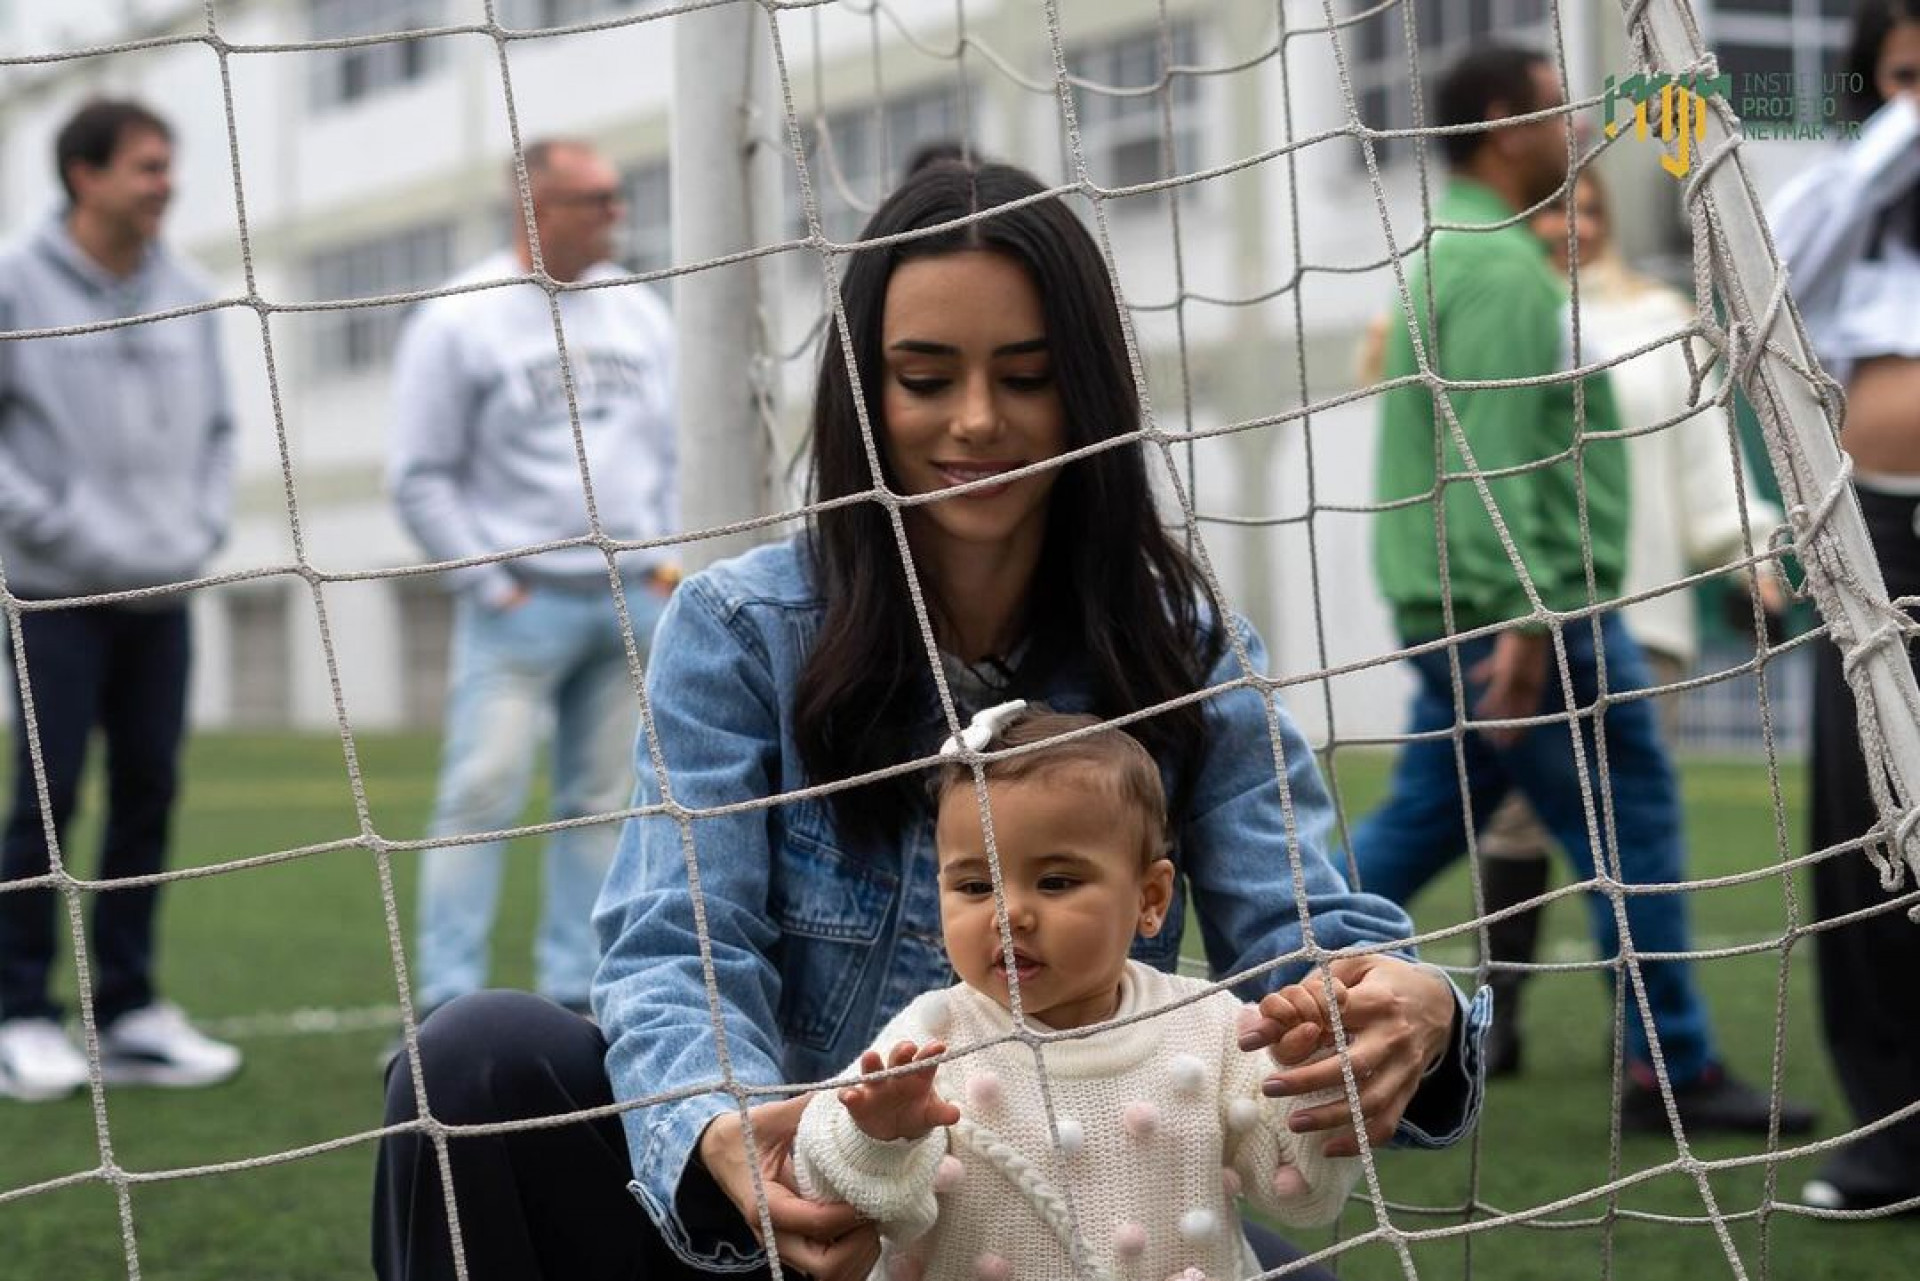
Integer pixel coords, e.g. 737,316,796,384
793,161,1223,843
1843,0,1920,122
1842,2,1920,257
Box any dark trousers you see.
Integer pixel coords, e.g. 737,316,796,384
1,604,190,1025
1352,615,1714,1081
372,991,1340,1280
374,993,699,1281
1808,485,1920,1198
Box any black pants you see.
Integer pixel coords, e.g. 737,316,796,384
1808,484,1920,1199
0,604,190,1024
374,992,716,1281
372,991,1340,1280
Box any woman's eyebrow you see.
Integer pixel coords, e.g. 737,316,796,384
887,337,1049,356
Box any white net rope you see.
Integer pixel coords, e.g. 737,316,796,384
0,0,1916,1278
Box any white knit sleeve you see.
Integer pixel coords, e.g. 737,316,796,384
790,993,953,1245
794,1091,945,1243
1219,1020,1361,1227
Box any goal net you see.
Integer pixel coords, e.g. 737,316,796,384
0,1,1915,1278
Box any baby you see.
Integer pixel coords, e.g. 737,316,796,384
794,701,1360,1280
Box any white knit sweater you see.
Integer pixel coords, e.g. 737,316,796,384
794,963,1358,1281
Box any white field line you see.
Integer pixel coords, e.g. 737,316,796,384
197,1004,403,1040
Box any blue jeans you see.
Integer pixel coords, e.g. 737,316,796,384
414,579,666,1012
1,604,190,1024
1351,614,1715,1083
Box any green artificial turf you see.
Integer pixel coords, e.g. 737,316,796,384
0,735,1913,1279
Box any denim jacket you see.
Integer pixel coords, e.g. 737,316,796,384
592,538,1489,1270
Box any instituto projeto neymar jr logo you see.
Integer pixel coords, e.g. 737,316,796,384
1601,68,1863,179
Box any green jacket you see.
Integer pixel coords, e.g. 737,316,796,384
1373,178,1628,638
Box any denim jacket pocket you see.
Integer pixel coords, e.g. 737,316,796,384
770,807,897,1051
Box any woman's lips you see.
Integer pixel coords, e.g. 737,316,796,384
933,462,1024,499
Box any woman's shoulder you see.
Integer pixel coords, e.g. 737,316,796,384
1189,602,1261,679
678,535,826,620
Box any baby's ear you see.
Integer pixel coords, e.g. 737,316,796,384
1137,857,1176,937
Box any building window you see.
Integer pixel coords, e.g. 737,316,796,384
787,85,971,243
505,0,653,26
226,587,292,728
1712,0,1852,13
309,0,448,110
622,162,672,276
1708,0,1854,121
1066,20,1203,209
307,223,457,376
1345,0,1551,169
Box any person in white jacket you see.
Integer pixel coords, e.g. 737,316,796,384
1468,167,1786,1077
794,703,1360,1281
386,138,676,1024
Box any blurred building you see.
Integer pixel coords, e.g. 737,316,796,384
0,0,1843,748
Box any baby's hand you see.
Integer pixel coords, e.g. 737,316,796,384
840,1041,962,1142
1238,975,1349,1067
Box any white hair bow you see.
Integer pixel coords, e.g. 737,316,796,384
938,699,1028,759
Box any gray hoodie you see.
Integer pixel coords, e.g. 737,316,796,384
387,251,675,604
0,215,233,600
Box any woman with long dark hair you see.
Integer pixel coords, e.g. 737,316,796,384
373,161,1482,1280
1770,0,1920,1216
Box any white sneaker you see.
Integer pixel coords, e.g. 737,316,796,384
98,1003,242,1089
0,1017,91,1101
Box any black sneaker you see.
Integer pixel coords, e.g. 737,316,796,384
1801,1149,1920,1216
1801,1175,1920,1216
1621,1064,1817,1136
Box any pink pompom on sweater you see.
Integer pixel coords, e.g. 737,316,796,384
795,963,1358,1280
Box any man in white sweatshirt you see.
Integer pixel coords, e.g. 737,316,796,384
0,100,241,1101
388,139,676,1026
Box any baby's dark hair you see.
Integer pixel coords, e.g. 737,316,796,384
935,704,1170,867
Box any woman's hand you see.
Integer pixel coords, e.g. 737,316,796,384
1247,955,1456,1158
698,1095,880,1281
840,1040,961,1142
